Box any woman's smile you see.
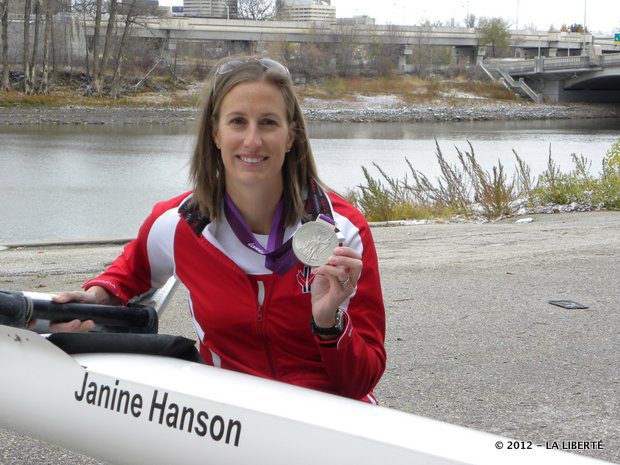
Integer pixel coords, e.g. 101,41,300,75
237,154,268,165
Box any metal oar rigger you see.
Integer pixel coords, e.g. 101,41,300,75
0,277,179,334
0,288,156,334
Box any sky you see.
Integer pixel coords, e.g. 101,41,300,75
330,0,619,35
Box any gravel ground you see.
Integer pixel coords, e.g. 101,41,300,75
0,211,618,464
0,99,618,125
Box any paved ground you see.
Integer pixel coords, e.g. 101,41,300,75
0,211,618,464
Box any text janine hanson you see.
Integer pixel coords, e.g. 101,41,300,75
74,371,242,446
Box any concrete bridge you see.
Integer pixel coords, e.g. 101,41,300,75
72,14,619,55
120,16,620,102
483,54,620,102
13,13,620,103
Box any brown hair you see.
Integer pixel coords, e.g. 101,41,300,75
189,56,324,227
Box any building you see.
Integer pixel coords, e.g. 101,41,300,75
117,0,160,16
277,0,336,23
183,0,237,18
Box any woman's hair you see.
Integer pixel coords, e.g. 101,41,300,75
189,56,323,227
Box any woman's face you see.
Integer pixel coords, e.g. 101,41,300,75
213,80,294,195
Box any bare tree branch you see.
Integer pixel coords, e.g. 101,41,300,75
237,0,275,20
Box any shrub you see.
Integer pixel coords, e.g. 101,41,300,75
533,148,599,206
350,139,620,222
597,138,620,209
321,77,347,98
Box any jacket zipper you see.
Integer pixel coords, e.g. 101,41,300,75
256,280,277,379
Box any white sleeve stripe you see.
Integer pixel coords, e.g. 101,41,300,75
188,297,205,343
146,207,179,289
333,210,363,304
210,350,222,368
333,211,364,256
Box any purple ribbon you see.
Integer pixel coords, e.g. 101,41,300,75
224,194,299,275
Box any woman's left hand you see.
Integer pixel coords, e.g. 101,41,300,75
311,246,362,328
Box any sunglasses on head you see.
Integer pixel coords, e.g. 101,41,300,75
212,58,290,93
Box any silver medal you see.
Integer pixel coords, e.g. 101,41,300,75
293,219,339,266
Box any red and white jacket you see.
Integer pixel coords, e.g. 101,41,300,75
84,190,386,401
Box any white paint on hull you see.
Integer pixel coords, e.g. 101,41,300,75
0,324,609,465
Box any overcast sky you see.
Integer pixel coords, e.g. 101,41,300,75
331,0,618,35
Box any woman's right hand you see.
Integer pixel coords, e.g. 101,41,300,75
46,286,121,332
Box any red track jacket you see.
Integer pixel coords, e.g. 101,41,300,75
84,190,386,401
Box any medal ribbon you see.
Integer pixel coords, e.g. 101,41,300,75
198,180,337,275
224,193,298,275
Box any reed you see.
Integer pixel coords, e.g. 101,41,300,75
350,139,620,222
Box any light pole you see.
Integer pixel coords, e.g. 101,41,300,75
535,34,544,72
582,0,587,55
515,0,519,30
583,0,587,31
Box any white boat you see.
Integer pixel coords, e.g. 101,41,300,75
0,282,610,465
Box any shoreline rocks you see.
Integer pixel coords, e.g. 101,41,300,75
0,101,618,126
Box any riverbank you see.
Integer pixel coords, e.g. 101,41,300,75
0,211,618,464
0,96,618,125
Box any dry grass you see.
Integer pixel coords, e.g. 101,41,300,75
0,90,135,107
2,74,518,108
297,76,446,103
296,75,519,105
449,78,517,100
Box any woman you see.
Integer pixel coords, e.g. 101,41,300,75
55,57,386,402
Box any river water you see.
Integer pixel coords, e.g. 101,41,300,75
1,118,618,243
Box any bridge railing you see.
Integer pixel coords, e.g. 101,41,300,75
601,54,620,66
484,55,605,73
484,58,536,72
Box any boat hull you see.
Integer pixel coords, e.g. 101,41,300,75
0,324,608,465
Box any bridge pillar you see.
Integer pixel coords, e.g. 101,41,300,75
452,46,476,65
534,78,620,103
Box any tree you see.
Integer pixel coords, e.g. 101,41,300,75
409,19,447,74
477,17,511,58
92,0,103,88
464,13,476,28
110,0,143,98
41,0,52,93
367,24,402,76
329,22,359,77
30,0,42,90
1,0,9,90
94,0,118,94
23,0,32,92
569,23,588,33
237,0,275,20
